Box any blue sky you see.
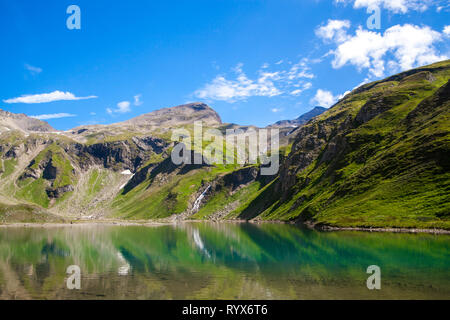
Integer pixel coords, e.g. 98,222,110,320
0,0,449,130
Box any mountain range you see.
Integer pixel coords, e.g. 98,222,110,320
0,60,449,230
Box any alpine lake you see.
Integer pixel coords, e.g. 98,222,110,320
0,222,448,300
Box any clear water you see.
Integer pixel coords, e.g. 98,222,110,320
0,222,448,300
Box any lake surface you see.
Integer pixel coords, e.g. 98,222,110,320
0,222,448,300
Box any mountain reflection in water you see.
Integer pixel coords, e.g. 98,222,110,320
0,222,448,300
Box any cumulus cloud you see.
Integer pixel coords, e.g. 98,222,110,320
271,108,283,113
107,101,131,114
317,22,448,78
335,0,432,13
194,61,314,102
117,101,131,113
444,25,450,36
30,113,76,120
315,19,351,43
194,64,281,102
4,91,97,104
310,89,340,108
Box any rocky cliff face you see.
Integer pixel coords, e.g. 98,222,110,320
83,136,169,171
11,136,171,202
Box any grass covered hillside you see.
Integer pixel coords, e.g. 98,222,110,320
0,62,448,230
231,60,450,229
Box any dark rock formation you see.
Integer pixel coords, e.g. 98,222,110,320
46,185,74,198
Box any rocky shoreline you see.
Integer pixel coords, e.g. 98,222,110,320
313,225,450,235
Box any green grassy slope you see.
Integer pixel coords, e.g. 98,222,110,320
15,143,77,208
0,202,66,223
112,159,242,219
234,60,450,229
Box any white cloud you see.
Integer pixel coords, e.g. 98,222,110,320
335,0,432,13
436,2,450,12
195,65,281,102
271,108,283,113
24,64,42,75
134,94,143,106
290,83,312,96
322,24,447,78
4,91,98,104
30,113,76,120
286,61,315,80
107,101,131,114
316,19,351,43
117,101,131,113
339,91,352,99
194,61,314,102
444,25,450,36
310,89,340,108
107,95,141,115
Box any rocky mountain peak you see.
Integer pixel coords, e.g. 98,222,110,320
270,106,327,128
121,102,222,127
0,108,54,133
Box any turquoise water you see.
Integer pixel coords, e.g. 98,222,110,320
0,222,448,299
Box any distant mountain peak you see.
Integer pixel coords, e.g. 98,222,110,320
0,108,54,133
270,106,327,128
296,106,327,121
121,102,222,127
